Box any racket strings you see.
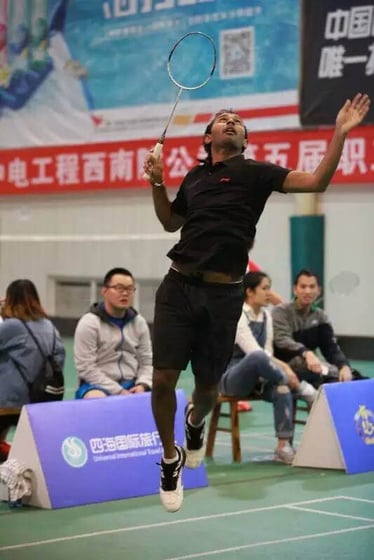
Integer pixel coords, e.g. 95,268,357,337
167,32,216,91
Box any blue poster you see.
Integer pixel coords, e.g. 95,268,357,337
63,0,299,108
0,0,300,147
325,379,374,475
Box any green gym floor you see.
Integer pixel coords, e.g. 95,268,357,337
0,339,373,560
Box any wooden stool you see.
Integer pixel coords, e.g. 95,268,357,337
206,395,254,463
205,395,308,463
293,400,309,425
0,408,21,416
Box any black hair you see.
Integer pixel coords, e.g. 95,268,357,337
103,267,134,286
243,271,271,292
202,109,248,161
293,269,321,287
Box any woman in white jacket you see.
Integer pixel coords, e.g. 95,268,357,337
220,271,315,464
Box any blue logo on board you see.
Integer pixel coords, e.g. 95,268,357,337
61,436,88,468
354,405,374,445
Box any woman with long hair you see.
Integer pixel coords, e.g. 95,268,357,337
220,271,316,464
0,279,65,462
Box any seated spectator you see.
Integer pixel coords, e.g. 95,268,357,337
238,259,284,413
74,267,152,398
272,269,358,388
0,279,65,462
219,271,316,465
247,259,284,306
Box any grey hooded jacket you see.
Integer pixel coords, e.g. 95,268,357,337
74,303,152,394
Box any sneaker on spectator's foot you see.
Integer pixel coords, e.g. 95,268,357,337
159,445,186,513
273,443,295,465
296,381,317,408
184,403,206,469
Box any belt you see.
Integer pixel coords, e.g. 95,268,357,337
170,263,243,284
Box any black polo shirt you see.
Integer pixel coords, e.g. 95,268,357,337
167,154,290,276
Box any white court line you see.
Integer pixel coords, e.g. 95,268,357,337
163,524,374,560
0,496,346,552
287,505,374,523
341,496,374,504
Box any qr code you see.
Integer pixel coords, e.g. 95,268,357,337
220,27,255,79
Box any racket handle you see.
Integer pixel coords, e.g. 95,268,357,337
143,142,164,181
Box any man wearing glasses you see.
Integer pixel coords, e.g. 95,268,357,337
74,267,152,398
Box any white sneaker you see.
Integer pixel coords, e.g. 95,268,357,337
159,445,186,513
273,443,295,465
184,403,206,469
296,380,317,407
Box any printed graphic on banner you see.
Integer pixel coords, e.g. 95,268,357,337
300,0,374,126
0,0,300,148
0,125,373,195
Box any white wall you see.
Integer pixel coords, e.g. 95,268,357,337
0,185,373,336
323,188,374,336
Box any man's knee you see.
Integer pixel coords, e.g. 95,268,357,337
153,369,180,391
83,389,107,399
194,379,219,397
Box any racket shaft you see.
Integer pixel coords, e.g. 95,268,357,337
143,142,163,181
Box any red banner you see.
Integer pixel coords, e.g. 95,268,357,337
0,126,373,196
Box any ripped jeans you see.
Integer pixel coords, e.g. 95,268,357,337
220,350,294,440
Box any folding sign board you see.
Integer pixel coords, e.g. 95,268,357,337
2,389,208,508
294,379,374,474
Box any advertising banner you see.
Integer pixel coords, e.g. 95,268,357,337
326,379,374,474
7,389,208,508
0,125,373,195
0,0,300,148
300,0,374,125
294,379,374,474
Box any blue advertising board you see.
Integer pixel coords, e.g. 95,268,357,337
26,389,208,508
325,379,374,474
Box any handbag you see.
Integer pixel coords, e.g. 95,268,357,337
14,322,65,403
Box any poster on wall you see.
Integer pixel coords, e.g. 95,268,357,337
0,0,300,148
300,0,374,126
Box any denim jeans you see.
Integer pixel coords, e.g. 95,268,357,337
220,350,294,439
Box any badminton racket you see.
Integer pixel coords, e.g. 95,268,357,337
143,31,216,180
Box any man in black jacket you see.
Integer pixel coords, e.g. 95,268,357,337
272,269,353,387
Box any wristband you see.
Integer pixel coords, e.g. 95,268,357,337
151,181,164,187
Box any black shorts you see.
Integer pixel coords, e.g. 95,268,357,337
152,269,243,384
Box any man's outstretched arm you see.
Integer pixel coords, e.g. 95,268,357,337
283,93,371,193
